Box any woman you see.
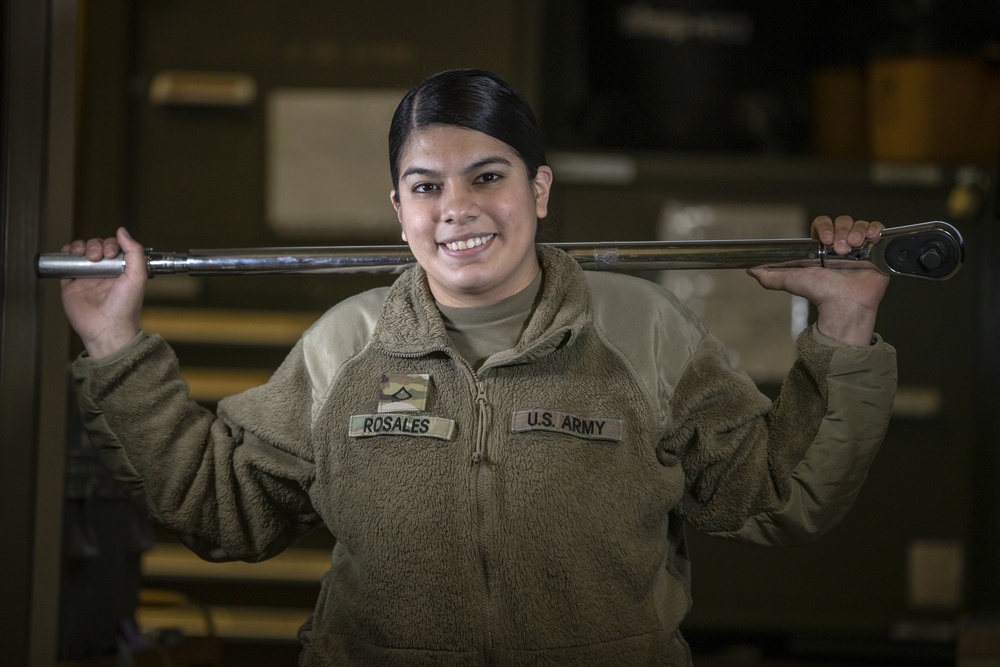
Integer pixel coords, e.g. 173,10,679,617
61,69,895,666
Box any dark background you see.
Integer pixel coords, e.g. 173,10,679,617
5,1,999,665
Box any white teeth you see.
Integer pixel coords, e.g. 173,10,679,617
444,234,493,251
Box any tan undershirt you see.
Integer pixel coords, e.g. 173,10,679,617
436,272,543,370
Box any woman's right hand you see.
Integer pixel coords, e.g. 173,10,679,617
61,227,148,359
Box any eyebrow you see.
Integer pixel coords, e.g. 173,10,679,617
400,155,514,180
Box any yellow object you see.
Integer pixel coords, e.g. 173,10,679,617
867,55,1000,163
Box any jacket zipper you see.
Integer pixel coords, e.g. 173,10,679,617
385,350,494,662
472,379,489,464
473,378,493,665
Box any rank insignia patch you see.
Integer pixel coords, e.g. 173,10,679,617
378,373,431,413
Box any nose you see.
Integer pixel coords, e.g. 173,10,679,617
440,181,479,224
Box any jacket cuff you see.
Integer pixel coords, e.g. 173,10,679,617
809,323,881,349
75,331,150,367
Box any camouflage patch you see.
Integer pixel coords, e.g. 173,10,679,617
378,373,431,413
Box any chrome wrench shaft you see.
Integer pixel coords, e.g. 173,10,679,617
35,221,964,281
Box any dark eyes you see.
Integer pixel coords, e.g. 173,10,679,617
410,172,503,194
475,172,502,184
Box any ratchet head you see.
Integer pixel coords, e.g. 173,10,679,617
868,221,964,280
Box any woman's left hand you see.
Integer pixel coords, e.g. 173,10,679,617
748,215,890,346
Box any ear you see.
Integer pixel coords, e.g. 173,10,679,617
532,165,554,219
390,190,407,242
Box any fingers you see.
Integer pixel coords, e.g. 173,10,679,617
812,215,835,246
63,235,124,260
62,228,141,262
812,215,884,256
63,239,87,256
864,219,885,241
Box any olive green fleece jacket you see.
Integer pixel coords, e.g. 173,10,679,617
73,245,896,666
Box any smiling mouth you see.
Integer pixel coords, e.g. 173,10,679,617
442,234,495,251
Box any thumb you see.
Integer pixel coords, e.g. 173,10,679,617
116,227,147,279
747,266,783,291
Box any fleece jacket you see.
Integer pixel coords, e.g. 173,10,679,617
73,245,897,666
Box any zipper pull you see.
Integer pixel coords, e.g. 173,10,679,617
473,380,489,465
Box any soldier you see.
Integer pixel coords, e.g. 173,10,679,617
59,69,894,666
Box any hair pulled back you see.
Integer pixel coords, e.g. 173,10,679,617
388,69,546,190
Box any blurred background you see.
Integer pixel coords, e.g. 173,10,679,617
3,1,1000,665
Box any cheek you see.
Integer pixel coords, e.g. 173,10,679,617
398,213,431,248
506,198,539,233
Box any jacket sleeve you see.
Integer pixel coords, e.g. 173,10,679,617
73,332,322,562
663,325,896,544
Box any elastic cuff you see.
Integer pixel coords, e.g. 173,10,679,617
810,324,880,349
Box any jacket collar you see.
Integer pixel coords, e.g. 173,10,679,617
372,245,592,363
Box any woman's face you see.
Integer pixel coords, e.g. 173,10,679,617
391,124,552,308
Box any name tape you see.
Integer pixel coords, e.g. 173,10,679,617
349,413,456,440
511,410,622,442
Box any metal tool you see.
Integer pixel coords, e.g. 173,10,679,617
35,220,964,281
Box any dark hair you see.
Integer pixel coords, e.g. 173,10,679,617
388,68,547,190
